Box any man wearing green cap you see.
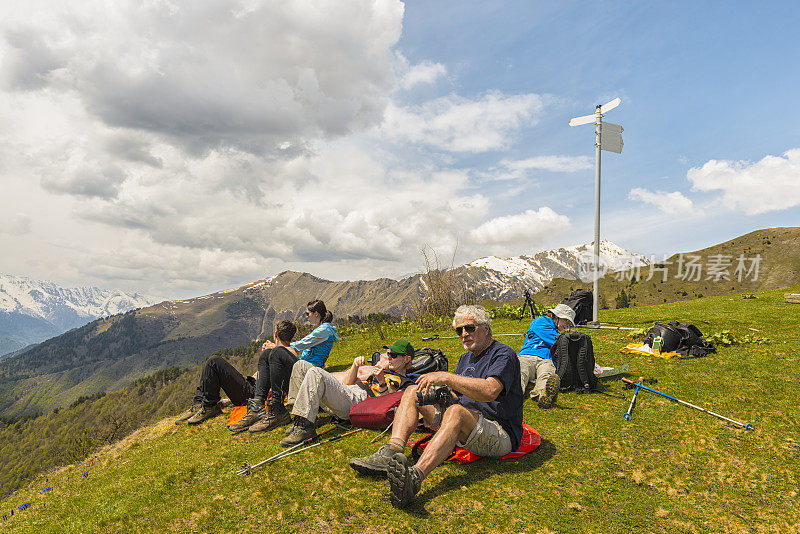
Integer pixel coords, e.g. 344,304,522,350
281,339,416,446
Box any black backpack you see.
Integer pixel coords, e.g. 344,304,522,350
644,322,716,358
561,289,593,325
550,331,597,392
370,347,448,374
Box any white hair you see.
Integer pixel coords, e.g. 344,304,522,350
452,305,492,335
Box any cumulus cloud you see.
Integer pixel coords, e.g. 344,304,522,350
381,92,545,152
628,187,694,215
0,0,404,154
470,207,570,253
687,149,800,214
396,55,447,90
0,0,562,296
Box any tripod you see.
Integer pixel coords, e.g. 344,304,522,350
519,290,540,321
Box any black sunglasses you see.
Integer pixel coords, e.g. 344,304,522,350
387,351,403,359
454,324,478,336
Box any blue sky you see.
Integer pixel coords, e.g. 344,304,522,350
0,1,797,299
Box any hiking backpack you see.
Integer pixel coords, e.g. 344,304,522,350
561,289,593,325
644,321,716,358
550,331,598,392
370,347,449,374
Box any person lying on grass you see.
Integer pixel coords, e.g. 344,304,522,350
518,303,576,409
279,339,417,447
350,304,523,509
175,320,298,426
230,299,340,433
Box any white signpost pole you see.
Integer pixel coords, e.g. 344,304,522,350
593,105,602,323
569,97,622,323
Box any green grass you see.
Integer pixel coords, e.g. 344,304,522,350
3,287,800,533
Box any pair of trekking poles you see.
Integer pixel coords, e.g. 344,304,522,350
237,424,369,476
622,377,753,430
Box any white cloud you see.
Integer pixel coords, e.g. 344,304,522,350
0,0,559,298
397,57,447,90
469,207,571,255
0,0,404,154
381,92,545,152
687,149,800,215
628,187,694,215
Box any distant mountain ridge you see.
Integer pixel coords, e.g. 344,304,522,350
0,274,155,356
454,240,649,300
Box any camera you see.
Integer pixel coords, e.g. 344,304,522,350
416,386,455,408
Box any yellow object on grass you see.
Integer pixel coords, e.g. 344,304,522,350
620,343,681,359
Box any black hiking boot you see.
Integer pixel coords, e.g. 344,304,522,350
280,416,317,446
228,399,265,433
387,452,423,508
249,404,291,433
187,403,222,425
175,403,202,425
349,444,396,478
537,375,560,409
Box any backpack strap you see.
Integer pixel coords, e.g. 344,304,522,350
575,334,593,391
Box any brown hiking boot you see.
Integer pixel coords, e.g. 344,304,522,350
175,403,202,425
187,404,222,425
249,404,291,433
349,444,396,478
228,399,265,433
280,416,317,446
388,452,423,508
537,375,560,409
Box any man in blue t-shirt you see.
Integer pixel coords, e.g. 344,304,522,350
349,305,523,509
519,303,575,409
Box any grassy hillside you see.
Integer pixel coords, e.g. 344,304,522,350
2,286,799,532
535,227,800,309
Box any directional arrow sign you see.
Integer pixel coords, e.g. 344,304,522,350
569,114,595,127
601,122,623,134
600,97,621,114
600,132,623,153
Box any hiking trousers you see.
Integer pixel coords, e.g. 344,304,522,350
289,360,367,422
253,347,298,407
194,354,254,407
518,354,556,399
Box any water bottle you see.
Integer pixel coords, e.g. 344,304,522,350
652,335,662,355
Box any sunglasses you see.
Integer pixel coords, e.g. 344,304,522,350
387,351,403,359
454,324,478,336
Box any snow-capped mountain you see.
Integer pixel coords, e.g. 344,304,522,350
0,274,155,356
453,240,649,301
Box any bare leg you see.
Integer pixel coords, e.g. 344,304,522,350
389,385,436,450
414,405,479,477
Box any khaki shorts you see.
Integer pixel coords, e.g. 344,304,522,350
430,407,513,457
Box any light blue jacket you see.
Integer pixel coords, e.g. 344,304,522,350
290,323,339,367
518,316,558,359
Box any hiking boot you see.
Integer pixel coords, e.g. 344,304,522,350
249,404,291,433
387,452,423,508
537,375,560,409
187,404,222,425
228,399,265,433
280,416,317,447
349,444,396,478
175,403,202,425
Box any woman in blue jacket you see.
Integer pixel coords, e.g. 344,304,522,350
289,299,340,368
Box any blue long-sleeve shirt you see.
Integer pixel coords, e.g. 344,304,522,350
290,323,339,367
518,316,558,359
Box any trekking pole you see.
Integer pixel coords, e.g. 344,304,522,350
237,426,338,475
623,377,643,421
620,378,754,430
371,422,393,443
573,324,639,331
270,428,364,462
